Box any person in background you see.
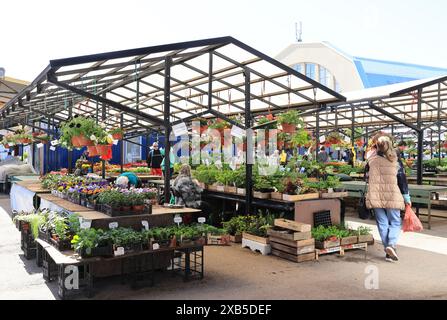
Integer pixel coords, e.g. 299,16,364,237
116,171,142,188
366,134,411,262
397,141,407,159
172,164,211,223
161,147,175,179
317,146,329,163
147,142,163,176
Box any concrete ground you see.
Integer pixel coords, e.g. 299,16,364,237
1,194,446,300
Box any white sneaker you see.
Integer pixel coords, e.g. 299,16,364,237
385,246,399,261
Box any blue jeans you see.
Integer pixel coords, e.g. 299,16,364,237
374,208,402,249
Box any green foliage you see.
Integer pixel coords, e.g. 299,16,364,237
256,117,278,130
59,115,108,149
245,214,274,238
222,215,255,235
277,110,303,126
193,165,219,185
290,129,311,148
71,228,112,254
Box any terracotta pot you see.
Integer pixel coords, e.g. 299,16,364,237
121,206,131,212
87,145,99,157
97,144,112,155
78,134,94,146
200,125,208,134
17,138,32,144
281,123,296,134
4,144,10,149
112,133,123,140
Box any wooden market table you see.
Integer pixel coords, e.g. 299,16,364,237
341,181,447,229
10,181,51,212
105,174,162,183
407,176,447,186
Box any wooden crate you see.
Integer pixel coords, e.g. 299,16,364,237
253,191,271,199
270,238,315,255
216,185,225,192
315,239,341,249
358,234,374,245
242,232,269,244
274,219,311,232
225,186,237,194
271,249,315,263
207,185,218,192
283,193,320,202
207,234,230,246
236,188,246,195
198,182,207,189
340,236,358,246
270,192,283,200
267,227,312,241
321,191,349,199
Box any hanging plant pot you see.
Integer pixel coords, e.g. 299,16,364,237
97,144,113,160
200,125,208,134
443,142,447,149
277,140,284,150
71,134,94,147
87,145,100,157
356,139,363,147
281,123,296,134
112,133,123,140
17,138,32,144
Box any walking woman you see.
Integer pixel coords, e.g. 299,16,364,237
366,135,411,262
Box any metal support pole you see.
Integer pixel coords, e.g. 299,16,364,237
430,130,433,159
208,52,213,110
120,113,124,174
244,69,253,215
53,117,59,168
101,93,106,179
31,121,36,169
46,116,50,174
350,105,355,166
163,57,172,204
417,89,423,186
68,106,73,173
438,83,442,165
391,124,394,137
315,107,320,160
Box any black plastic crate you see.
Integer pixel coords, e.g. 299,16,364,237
50,237,72,251
79,243,114,258
42,251,58,282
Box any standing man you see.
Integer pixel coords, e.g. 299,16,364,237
147,142,164,176
317,146,329,163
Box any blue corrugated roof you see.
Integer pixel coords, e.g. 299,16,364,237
353,56,447,88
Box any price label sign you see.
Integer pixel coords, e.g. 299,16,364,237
172,122,188,137
109,222,118,229
141,220,149,230
231,125,245,139
152,243,160,250
174,215,182,226
80,220,91,229
319,136,326,144
344,136,351,143
50,146,56,151
114,247,125,256
198,217,206,224
51,140,59,146
36,143,44,149
113,139,119,145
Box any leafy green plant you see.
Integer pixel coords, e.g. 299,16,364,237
245,214,274,237
277,110,303,126
222,216,255,236
256,117,277,130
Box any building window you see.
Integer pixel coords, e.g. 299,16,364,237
293,64,303,74
335,80,341,93
124,137,142,164
305,63,316,80
319,66,328,86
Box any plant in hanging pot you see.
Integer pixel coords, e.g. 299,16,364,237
32,132,51,144
59,115,104,149
277,110,303,134
290,128,312,149
109,127,124,140
15,132,33,145
276,132,289,150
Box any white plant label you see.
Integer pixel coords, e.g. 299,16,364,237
114,247,125,256
319,136,325,143
50,146,56,151
141,220,149,230
80,220,91,229
198,217,206,224
113,139,119,145
344,136,351,143
231,125,245,139
51,140,59,146
152,243,160,250
109,222,118,229
174,215,182,225
36,143,44,149
172,122,188,137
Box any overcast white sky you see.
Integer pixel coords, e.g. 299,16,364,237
1,0,446,81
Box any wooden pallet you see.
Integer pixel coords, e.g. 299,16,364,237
271,249,315,263
274,219,311,232
315,242,368,260
267,227,312,241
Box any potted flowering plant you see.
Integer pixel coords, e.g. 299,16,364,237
59,115,106,149
130,193,145,212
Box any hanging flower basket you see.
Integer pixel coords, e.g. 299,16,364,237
16,138,32,145
281,123,296,134
97,144,113,160
71,134,94,147
87,145,100,157
356,139,364,147
112,133,123,140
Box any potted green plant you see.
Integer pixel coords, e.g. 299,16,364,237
234,166,246,195
130,193,145,212
71,228,113,258
253,175,274,199
222,215,253,243
311,225,341,249
355,226,374,245
277,110,303,134
242,215,274,255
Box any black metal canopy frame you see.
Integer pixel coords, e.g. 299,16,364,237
0,36,345,214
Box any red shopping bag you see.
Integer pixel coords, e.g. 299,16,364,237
402,205,424,232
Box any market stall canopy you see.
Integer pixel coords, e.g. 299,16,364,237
0,36,346,135
0,76,28,109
